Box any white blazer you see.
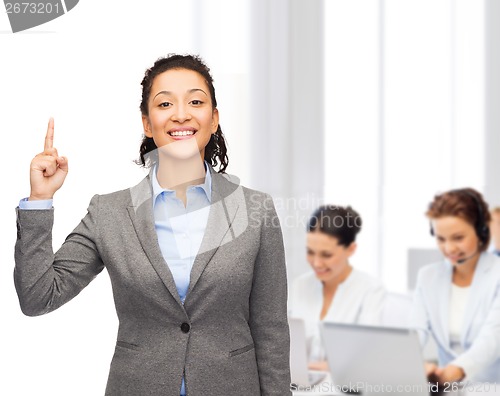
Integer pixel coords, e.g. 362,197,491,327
410,252,500,382
290,269,386,361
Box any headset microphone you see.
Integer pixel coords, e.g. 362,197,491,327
456,250,479,265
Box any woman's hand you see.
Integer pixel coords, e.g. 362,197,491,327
29,118,68,200
425,361,438,377
426,361,465,384
434,364,465,383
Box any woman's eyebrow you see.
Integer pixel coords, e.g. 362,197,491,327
153,88,208,100
153,90,172,100
189,88,208,96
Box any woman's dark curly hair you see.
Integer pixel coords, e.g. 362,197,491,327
137,54,229,173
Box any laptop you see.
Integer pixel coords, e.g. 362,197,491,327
289,317,327,389
319,322,443,396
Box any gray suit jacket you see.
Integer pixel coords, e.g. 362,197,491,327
14,169,291,395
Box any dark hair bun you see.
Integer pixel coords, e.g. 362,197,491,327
308,205,362,246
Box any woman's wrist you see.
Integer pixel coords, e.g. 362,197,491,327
29,193,54,201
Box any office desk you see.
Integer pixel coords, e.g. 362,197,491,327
293,377,500,396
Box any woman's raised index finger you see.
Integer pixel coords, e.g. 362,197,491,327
44,117,54,150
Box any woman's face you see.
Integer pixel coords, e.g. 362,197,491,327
306,231,356,283
142,68,219,162
431,216,480,266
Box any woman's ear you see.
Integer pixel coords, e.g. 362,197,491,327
211,108,219,134
347,242,358,257
142,115,153,138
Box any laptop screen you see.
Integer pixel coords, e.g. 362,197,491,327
320,322,431,396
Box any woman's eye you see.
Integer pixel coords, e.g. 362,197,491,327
190,100,203,105
159,102,171,108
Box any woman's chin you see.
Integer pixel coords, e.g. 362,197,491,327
314,271,331,280
158,140,203,162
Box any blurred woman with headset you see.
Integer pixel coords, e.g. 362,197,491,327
290,205,386,371
411,188,500,384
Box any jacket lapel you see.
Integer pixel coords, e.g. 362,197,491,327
461,253,492,344
127,174,184,307
186,171,243,297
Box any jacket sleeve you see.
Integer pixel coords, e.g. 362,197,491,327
14,195,104,316
248,193,291,395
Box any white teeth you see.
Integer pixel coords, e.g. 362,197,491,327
170,130,194,136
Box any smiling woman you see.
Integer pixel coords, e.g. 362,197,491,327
289,204,386,372
14,54,290,396
411,188,500,384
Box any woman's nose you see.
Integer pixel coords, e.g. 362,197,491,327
443,241,457,255
171,105,191,122
311,256,322,268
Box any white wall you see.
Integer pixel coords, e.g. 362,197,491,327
323,0,381,279
249,0,324,287
484,0,500,207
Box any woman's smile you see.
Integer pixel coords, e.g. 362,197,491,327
168,127,197,140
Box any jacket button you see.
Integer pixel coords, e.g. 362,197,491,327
181,323,190,333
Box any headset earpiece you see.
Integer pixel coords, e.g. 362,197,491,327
478,223,489,245
455,189,489,244
464,190,489,245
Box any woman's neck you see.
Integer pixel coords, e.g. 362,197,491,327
319,264,353,321
323,264,353,292
156,155,206,204
452,254,480,287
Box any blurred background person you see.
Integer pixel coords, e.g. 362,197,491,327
411,188,500,384
289,205,386,372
